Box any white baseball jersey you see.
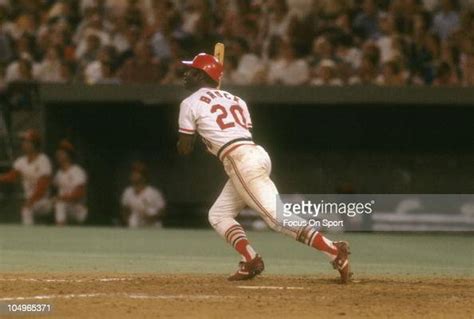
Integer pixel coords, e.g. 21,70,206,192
13,153,52,199
121,186,166,218
54,164,87,198
179,88,253,159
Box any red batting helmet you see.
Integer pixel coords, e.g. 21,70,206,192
182,53,223,83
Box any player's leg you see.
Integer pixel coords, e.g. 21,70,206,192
128,213,141,228
21,206,34,225
21,198,52,225
69,204,88,224
55,201,67,225
209,180,258,264
224,146,349,281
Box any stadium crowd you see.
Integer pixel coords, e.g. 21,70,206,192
0,0,472,87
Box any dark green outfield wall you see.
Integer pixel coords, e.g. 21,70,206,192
27,85,474,225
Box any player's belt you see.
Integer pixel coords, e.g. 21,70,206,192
218,138,254,161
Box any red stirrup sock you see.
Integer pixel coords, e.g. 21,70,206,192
296,226,338,259
225,224,257,262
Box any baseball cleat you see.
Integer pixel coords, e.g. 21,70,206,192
331,241,352,284
228,255,265,281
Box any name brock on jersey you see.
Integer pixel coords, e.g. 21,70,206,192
179,88,253,157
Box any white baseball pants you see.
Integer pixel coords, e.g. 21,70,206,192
209,145,298,239
55,201,88,224
21,198,52,225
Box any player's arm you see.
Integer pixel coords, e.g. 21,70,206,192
26,158,52,207
25,175,51,207
177,133,195,155
144,189,166,218
58,184,86,202
0,169,19,183
177,99,196,156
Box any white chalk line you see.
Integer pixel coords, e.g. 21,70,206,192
237,286,304,290
0,277,134,283
0,293,237,302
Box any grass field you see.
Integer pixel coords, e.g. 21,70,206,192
0,225,473,318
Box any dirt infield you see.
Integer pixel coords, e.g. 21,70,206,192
0,273,472,319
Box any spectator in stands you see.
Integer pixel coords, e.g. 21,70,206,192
76,33,101,70
0,0,470,87
266,38,310,85
315,0,353,19
121,161,166,228
349,55,379,85
115,25,141,66
117,40,162,83
460,51,474,85
458,11,474,84
219,0,260,47
84,45,116,84
309,35,335,67
377,59,407,85
225,38,264,85
335,11,355,37
123,0,145,28
14,34,36,59
433,61,460,85
376,13,402,64
335,34,362,70
361,40,382,65
221,54,240,85
53,140,88,226
432,0,461,40
311,59,343,86
148,1,178,62
0,129,52,225
6,13,37,41
74,11,110,59
0,65,6,91
58,61,75,83
0,24,13,64
33,47,63,82
353,0,381,39
5,35,36,82
412,33,442,84
96,62,120,84
262,0,298,42
6,57,33,82
160,39,186,85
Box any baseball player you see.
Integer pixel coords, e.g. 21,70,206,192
177,53,351,283
0,129,52,225
53,140,88,225
121,161,166,228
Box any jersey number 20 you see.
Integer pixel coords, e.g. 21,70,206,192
211,104,247,130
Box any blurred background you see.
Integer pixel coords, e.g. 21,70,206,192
0,0,472,230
